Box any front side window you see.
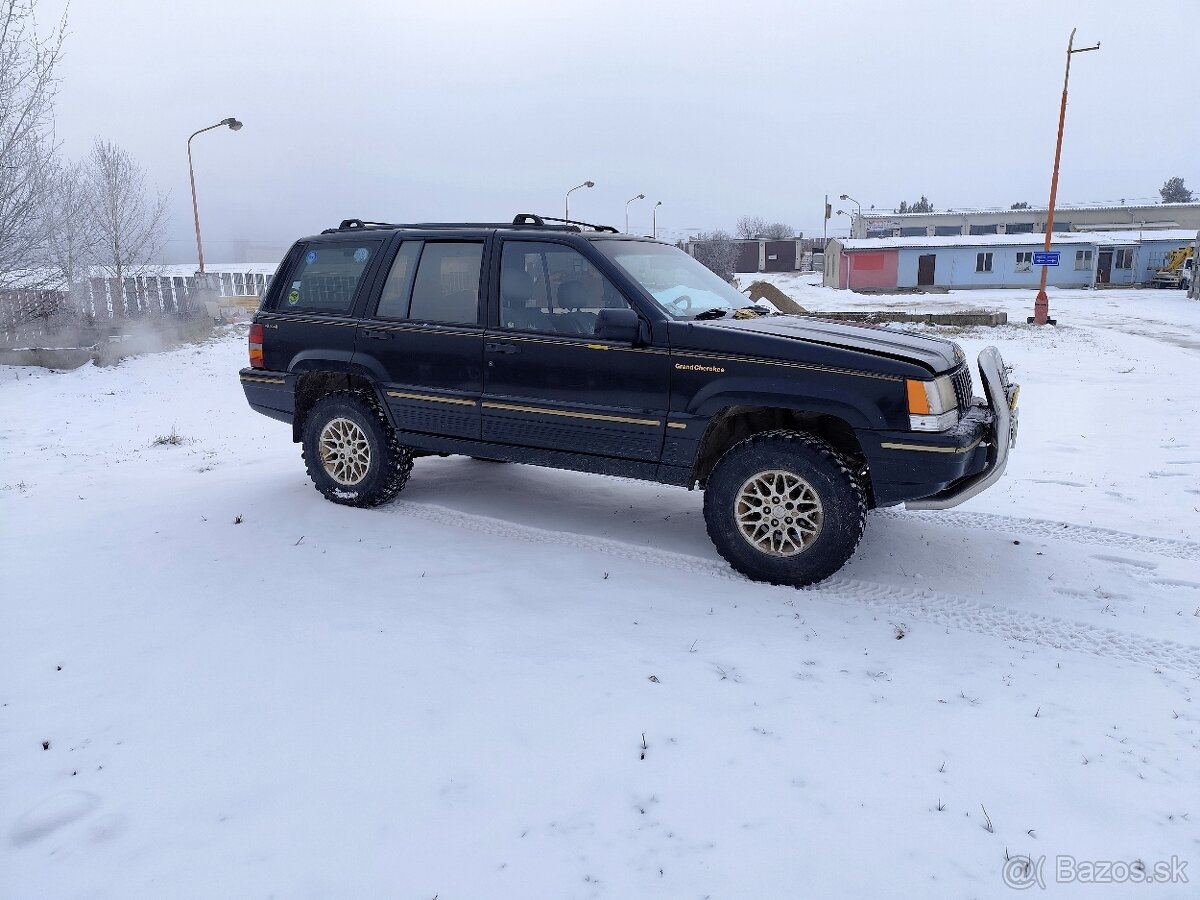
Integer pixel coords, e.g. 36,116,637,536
499,241,629,335
1015,251,1032,272
408,242,483,324
1114,248,1134,269
594,240,748,320
976,252,993,273
1075,249,1093,270
279,241,381,314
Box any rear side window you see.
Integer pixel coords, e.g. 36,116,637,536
279,241,381,314
374,241,423,319
408,242,483,325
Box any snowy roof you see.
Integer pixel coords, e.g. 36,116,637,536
836,229,1197,252
861,202,1200,220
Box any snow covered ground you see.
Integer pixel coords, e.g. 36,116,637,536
2,283,1199,898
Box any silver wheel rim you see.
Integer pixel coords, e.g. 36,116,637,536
735,469,823,557
318,417,372,485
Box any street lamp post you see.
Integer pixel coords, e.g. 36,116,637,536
625,193,645,234
652,201,662,239
1031,28,1100,326
187,117,243,275
839,193,862,238
565,180,594,221
836,209,855,236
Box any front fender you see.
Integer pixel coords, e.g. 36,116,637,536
686,376,892,430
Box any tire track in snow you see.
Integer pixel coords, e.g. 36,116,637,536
872,508,1200,562
810,578,1200,677
389,501,742,581
387,501,1200,676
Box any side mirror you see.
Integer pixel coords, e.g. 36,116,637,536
594,307,642,344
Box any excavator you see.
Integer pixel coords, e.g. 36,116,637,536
1151,244,1195,289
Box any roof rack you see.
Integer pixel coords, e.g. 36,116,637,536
528,214,620,234
320,213,619,235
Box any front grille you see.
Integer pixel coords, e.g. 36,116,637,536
951,364,974,410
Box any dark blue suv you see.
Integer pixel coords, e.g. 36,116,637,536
241,214,1018,586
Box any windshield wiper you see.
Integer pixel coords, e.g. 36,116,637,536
693,308,728,320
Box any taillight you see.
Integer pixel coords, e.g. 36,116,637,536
249,323,264,368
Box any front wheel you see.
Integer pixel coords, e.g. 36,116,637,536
703,431,866,586
302,390,413,507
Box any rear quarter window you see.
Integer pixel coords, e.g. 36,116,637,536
276,241,382,314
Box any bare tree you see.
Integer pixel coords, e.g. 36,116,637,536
692,230,740,281
42,159,97,311
0,0,67,290
85,138,168,312
761,222,795,239
735,215,766,240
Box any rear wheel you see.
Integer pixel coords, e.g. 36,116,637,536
302,391,412,507
703,431,866,586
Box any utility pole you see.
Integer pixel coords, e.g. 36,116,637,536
1030,29,1099,325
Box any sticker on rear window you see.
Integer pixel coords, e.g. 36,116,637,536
354,247,369,263
287,289,300,305
305,250,317,264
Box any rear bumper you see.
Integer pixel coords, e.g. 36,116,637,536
239,368,293,425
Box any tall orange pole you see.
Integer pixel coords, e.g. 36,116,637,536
1032,28,1099,325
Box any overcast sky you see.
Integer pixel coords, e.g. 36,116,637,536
40,0,1198,262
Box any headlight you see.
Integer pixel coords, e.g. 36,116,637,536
906,375,959,431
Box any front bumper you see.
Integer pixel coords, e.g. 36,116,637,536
904,347,1018,510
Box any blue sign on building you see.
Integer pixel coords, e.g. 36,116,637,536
1033,251,1060,266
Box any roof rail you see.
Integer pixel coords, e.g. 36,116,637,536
533,214,620,234
320,213,619,235
320,218,404,234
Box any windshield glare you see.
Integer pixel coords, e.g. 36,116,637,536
595,241,748,319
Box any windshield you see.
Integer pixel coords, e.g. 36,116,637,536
594,240,749,320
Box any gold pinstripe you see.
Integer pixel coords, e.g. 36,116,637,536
879,438,982,454
672,349,904,382
495,332,669,355
255,315,903,380
256,314,358,328
482,401,661,428
386,391,477,407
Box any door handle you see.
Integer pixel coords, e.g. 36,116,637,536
486,342,518,355
362,329,393,340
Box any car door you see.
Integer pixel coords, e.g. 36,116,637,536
481,238,671,461
352,237,487,440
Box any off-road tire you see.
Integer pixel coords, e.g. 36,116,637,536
703,430,866,587
301,390,413,507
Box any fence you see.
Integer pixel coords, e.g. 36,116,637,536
1,270,274,347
